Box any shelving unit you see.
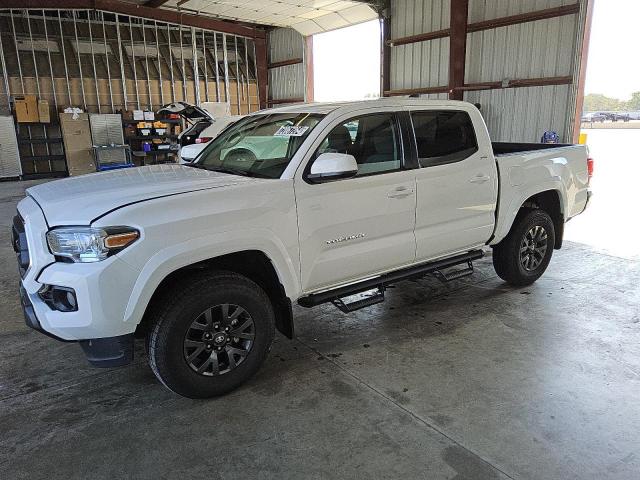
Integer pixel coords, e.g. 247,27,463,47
15,121,67,179
122,113,181,165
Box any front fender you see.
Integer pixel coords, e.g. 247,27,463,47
121,228,300,328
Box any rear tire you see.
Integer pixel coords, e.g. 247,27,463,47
148,271,275,398
492,209,555,286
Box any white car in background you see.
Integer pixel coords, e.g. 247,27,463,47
179,116,243,163
157,101,242,162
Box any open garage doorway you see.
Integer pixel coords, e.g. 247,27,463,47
313,20,381,102
564,0,640,260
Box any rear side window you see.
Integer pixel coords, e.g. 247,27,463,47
411,111,478,167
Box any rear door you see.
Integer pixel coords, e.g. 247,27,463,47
410,108,497,260
295,110,417,293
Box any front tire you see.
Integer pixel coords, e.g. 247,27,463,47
148,271,275,398
492,209,555,286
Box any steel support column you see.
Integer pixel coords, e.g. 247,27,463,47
167,24,175,102
141,19,153,109
58,11,73,106
222,34,230,105
234,36,240,114
572,0,594,143
213,33,221,102
244,37,251,111
115,15,129,109
42,10,58,111
155,21,165,107
380,10,391,97
304,35,314,102
254,37,268,110
191,28,200,106
202,30,209,103
128,17,140,109
72,11,87,110
87,13,101,113
448,0,469,101
0,31,10,110
100,12,114,112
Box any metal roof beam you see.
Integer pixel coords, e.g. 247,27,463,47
2,0,266,38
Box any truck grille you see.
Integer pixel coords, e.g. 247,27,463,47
12,214,30,278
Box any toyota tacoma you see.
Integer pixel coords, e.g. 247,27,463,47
13,99,592,398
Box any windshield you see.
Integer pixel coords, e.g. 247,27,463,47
195,113,325,178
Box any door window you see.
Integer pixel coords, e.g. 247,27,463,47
411,111,478,167
312,113,402,177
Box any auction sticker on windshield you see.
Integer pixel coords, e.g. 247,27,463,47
274,125,310,137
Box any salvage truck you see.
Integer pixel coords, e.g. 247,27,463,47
13,99,592,398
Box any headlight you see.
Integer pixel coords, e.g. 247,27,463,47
46,227,139,263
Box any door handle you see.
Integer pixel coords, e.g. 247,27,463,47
469,174,490,184
387,186,414,199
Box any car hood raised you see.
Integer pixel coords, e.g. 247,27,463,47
27,164,257,225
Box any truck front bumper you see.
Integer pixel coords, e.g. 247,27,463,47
15,196,138,367
19,284,135,367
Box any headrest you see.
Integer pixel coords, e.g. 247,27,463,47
327,125,352,152
372,131,394,155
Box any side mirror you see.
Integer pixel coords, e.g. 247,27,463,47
307,153,358,183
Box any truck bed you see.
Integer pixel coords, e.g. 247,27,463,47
490,143,590,246
492,142,574,155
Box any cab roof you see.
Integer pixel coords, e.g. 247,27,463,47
257,98,473,116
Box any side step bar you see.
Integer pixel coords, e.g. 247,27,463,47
434,260,474,282
331,286,385,313
298,250,484,310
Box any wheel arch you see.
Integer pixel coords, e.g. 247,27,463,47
492,186,566,249
136,250,294,340
520,189,564,249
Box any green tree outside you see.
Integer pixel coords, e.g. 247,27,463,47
583,92,640,112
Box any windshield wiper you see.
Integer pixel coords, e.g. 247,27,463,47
188,164,269,178
207,166,273,178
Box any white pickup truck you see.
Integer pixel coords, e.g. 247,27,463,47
13,99,592,398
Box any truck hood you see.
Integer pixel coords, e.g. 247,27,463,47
27,164,256,225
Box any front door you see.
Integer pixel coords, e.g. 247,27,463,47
295,112,417,293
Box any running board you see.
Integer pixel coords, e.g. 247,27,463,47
434,261,474,282
298,250,484,310
331,287,385,313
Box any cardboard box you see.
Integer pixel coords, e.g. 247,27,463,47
59,113,96,176
143,111,155,121
37,100,50,123
14,95,39,123
133,110,144,120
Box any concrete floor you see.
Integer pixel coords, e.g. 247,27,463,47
1,179,639,480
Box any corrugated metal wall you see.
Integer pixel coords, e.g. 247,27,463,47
268,28,306,104
465,15,577,84
467,0,576,22
389,0,589,142
464,84,571,142
390,0,449,91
